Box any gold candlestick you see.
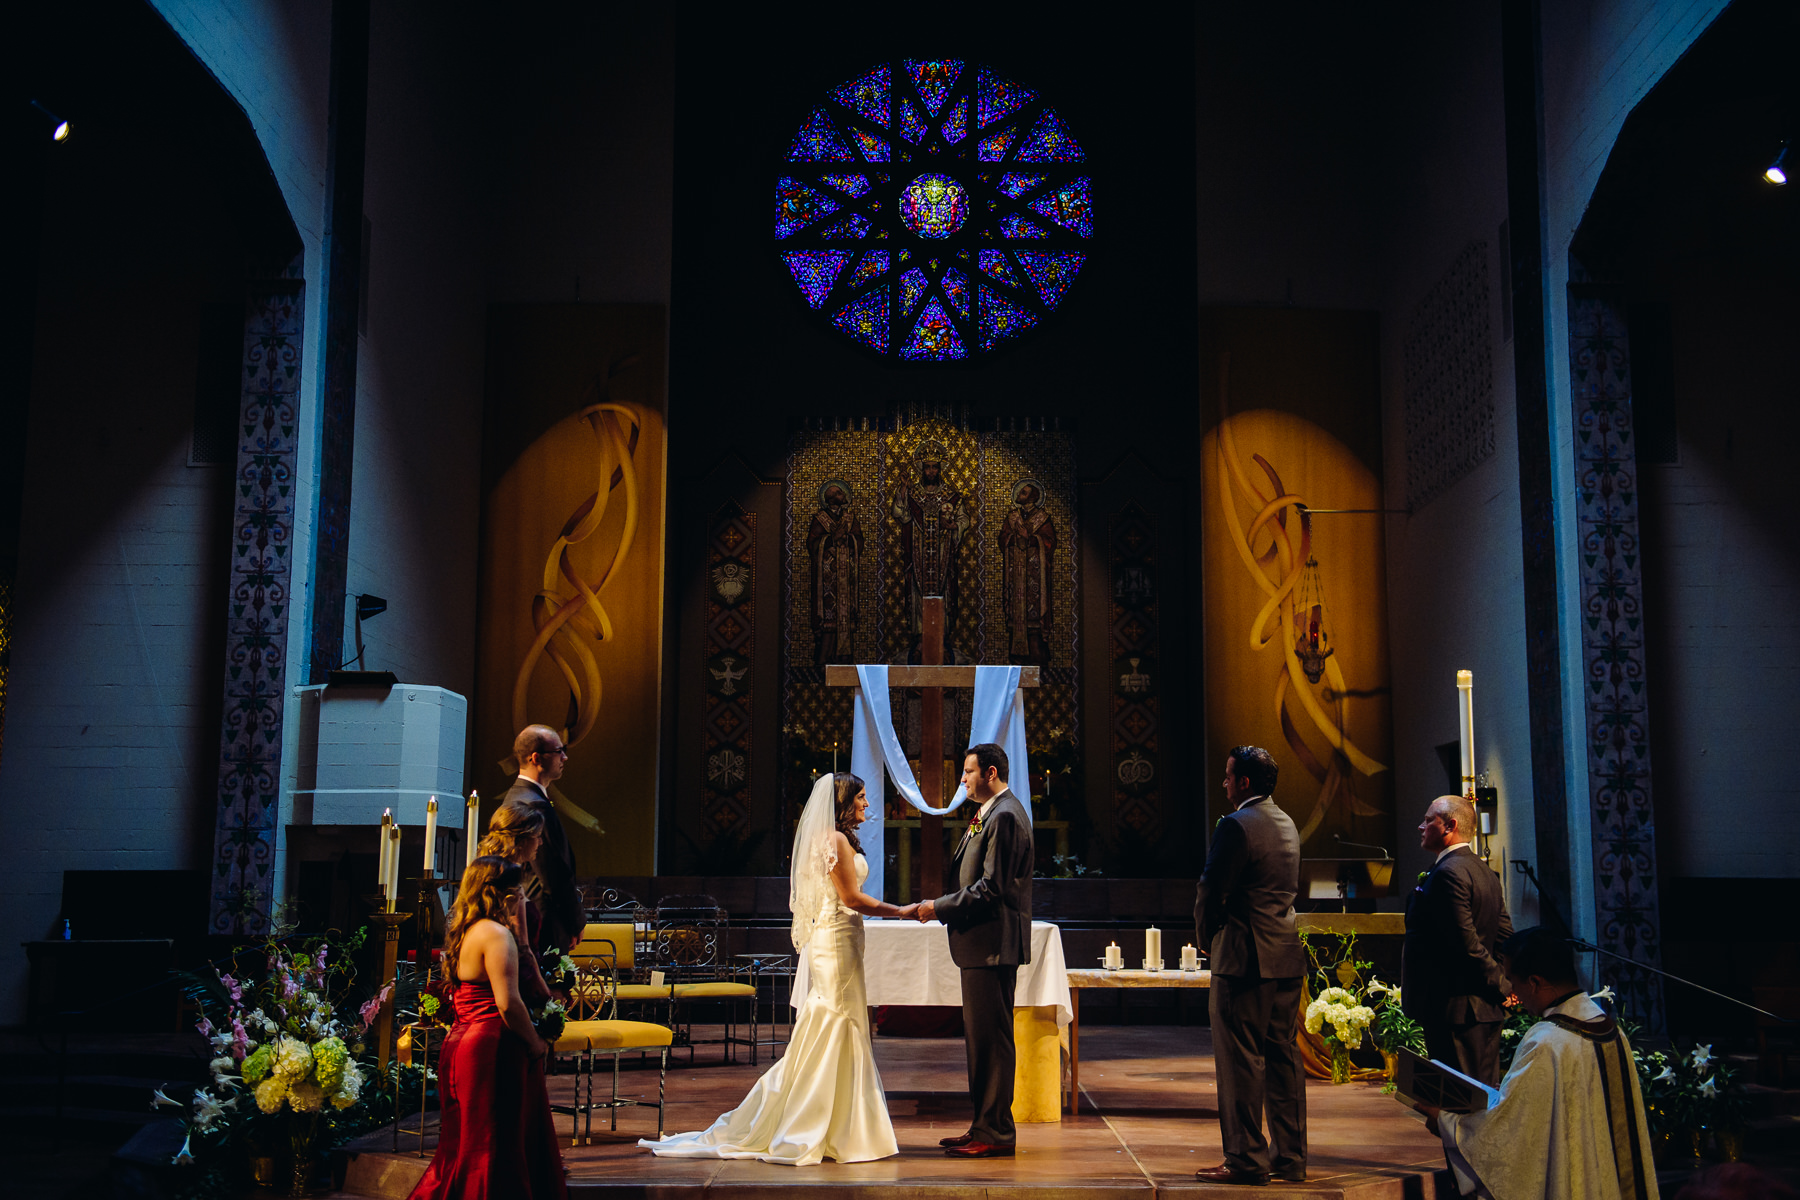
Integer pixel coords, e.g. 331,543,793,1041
365,902,414,1072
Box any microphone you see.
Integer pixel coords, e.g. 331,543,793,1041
1334,834,1392,860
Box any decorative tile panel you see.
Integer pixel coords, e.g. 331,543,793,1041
1405,241,1495,511
702,503,756,833
1568,289,1664,1031
209,268,304,935
1108,503,1161,836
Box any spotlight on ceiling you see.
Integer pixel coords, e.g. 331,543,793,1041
28,100,70,143
1765,144,1789,185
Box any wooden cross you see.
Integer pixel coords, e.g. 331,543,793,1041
825,597,1040,900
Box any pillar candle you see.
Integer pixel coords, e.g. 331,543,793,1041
465,790,480,871
1181,944,1199,971
1146,926,1161,966
386,825,402,911
1457,670,1475,795
423,797,438,874
1105,942,1123,970
378,810,394,904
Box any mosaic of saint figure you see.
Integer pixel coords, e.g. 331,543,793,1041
805,479,864,666
891,441,973,659
999,478,1056,664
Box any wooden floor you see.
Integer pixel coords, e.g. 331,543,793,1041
338,1026,1453,1199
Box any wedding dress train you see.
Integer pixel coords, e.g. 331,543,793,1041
639,855,898,1166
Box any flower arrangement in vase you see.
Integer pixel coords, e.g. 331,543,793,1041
1304,987,1377,1083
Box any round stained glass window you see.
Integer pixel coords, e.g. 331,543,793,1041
774,60,1094,362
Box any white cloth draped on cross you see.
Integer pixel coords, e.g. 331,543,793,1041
849,664,1032,901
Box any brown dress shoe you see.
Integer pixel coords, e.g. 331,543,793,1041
1194,1163,1269,1185
944,1141,1015,1158
938,1132,976,1148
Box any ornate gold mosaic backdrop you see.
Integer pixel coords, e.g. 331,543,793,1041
780,420,1078,809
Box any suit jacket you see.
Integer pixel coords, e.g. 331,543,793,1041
1403,845,1514,1025
1194,796,1305,979
935,789,1034,969
499,777,585,954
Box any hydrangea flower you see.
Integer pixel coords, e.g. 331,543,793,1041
241,1044,274,1085
288,1079,325,1112
312,1037,348,1094
273,1035,314,1083
331,1065,364,1110
254,1076,288,1114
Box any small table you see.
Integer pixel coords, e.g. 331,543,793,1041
1064,967,1212,1114
733,952,796,1064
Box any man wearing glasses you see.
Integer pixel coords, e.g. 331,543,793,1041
500,725,585,953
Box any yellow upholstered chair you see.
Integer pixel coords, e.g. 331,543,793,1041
571,922,674,1023
548,954,674,1145
648,895,758,1063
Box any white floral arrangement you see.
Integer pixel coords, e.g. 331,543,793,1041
1304,986,1376,1049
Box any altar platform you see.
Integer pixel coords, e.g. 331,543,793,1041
334,1025,1455,1199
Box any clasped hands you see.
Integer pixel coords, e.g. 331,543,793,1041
881,900,938,921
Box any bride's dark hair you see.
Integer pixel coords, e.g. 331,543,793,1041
833,771,867,856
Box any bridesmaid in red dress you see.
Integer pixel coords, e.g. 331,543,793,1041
478,806,554,1005
410,856,566,1200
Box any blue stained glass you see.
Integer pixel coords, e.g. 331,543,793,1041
979,285,1038,348
900,267,929,315
942,267,971,318
788,109,855,162
775,177,840,239
900,297,967,360
940,97,968,145
783,250,854,308
1015,108,1085,162
1013,249,1086,308
1029,177,1093,237
997,173,1047,199
853,129,890,163
979,249,1021,286
977,67,1035,130
833,65,890,128
899,173,969,239
834,287,890,351
977,127,1017,163
906,59,963,115
999,213,1048,239
848,250,889,288
898,99,929,143
821,173,872,197
816,212,872,240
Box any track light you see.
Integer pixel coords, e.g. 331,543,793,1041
29,100,70,143
1765,144,1788,186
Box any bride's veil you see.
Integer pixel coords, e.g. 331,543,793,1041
789,772,840,952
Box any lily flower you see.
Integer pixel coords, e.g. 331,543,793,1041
150,1087,183,1110
1590,985,1615,1003
1699,1076,1718,1099
1690,1044,1714,1071
1653,1065,1677,1084
172,1133,195,1166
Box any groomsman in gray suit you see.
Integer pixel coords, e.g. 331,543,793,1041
1194,746,1307,1186
919,742,1034,1159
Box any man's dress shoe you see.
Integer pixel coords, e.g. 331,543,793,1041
944,1141,1015,1158
938,1132,976,1148
1194,1163,1268,1185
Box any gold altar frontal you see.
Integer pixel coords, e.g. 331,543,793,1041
1012,1003,1062,1123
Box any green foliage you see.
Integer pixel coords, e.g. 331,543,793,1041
1037,853,1100,879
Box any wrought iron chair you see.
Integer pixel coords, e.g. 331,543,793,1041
647,894,757,1064
548,936,672,1145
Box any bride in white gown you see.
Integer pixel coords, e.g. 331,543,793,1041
639,772,916,1165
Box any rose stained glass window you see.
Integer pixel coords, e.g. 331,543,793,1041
775,60,1093,361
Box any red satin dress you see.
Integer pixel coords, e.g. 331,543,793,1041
408,980,566,1199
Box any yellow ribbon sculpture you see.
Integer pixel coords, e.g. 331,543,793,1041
1215,359,1386,844
508,398,645,836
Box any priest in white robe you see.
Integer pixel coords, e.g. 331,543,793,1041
1415,926,1658,1200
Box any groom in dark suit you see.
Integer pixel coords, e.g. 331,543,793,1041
1194,745,1307,1186
918,742,1033,1159
1402,794,1513,1084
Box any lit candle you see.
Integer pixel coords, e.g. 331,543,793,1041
423,797,438,874
465,790,480,871
1146,926,1162,967
386,825,402,912
1181,944,1199,972
378,810,394,904
1457,670,1475,796
1105,942,1123,970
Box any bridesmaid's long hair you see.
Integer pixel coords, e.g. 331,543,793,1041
445,856,523,985
833,771,867,857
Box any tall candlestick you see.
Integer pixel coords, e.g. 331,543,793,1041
423,797,438,874
465,790,480,871
1457,670,1475,796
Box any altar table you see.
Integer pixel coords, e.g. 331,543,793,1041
793,919,1071,1122
1064,967,1212,1114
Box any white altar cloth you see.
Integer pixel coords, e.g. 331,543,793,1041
792,919,1071,1027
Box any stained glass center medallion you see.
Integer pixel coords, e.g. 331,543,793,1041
774,59,1094,362
899,174,968,239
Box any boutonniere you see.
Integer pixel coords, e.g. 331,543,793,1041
1416,871,1429,888
967,815,984,836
